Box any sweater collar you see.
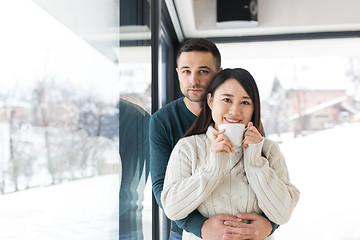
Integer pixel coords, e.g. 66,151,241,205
206,124,217,143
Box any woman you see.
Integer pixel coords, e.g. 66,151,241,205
161,68,300,240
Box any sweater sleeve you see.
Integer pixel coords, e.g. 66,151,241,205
150,115,171,209
244,139,300,225
161,138,229,221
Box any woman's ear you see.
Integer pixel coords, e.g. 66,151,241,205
207,93,213,110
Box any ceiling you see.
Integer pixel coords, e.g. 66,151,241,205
167,0,360,41
32,0,360,63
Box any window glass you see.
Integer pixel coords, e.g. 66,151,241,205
219,39,360,240
118,46,152,240
0,0,119,239
118,0,152,239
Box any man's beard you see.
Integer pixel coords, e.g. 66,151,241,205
182,86,206,102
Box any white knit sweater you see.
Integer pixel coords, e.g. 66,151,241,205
161,125,300,240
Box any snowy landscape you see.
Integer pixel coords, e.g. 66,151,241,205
0,174,119,240
1,122,359,240
273,122,360,240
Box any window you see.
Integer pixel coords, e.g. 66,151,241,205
0,1,120,239
119,0,152,239
219,39,360,240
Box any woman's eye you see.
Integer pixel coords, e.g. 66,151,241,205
242,101,251,105
223,98,231,103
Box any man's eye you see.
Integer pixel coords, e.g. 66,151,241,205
199,70,208,74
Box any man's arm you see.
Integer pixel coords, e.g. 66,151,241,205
149,114,172,208
150,114,208,237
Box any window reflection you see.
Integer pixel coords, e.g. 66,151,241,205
119,99,150,239
118,44,152,240
118,0,152,237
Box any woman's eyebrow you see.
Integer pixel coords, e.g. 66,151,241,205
220,93,234,97
220,93,250,99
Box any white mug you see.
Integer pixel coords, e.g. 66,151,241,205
218,123,246,146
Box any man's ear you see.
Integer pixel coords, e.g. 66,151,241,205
207,93,213,110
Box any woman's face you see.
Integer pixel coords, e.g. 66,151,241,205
207,78,254,130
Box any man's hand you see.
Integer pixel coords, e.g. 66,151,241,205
201,214,259,240
201,214,239,240
223,213,272,240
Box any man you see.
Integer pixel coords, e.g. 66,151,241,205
150,38,278,240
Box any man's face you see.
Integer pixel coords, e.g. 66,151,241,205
176,51,218,103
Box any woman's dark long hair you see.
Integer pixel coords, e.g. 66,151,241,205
184,68,265,137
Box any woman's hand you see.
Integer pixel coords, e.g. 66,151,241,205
243,122,263,149
211,129,234,153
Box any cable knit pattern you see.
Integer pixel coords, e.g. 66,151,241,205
161,126,300,240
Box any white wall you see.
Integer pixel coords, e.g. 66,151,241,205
259,0,360,27
174,0,360,38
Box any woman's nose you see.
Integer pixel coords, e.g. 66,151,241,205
228,104,241,115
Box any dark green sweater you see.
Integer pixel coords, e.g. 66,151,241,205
150,97,206,237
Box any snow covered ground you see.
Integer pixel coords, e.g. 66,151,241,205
274,122,360,240
1,123,360,240
0,174,119,240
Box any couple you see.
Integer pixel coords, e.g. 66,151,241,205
150,38,300,240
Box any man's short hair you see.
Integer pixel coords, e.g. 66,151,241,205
176,38,221,70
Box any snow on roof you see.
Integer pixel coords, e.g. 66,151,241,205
288,95,347,120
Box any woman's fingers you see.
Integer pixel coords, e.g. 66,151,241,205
211,131,234,153
212,129,225,141
243,124,262,148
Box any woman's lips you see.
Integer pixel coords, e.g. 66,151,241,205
224,118,241,123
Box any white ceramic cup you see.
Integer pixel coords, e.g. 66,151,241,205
218,123,246,146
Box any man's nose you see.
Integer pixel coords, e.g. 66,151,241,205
189,73,200,85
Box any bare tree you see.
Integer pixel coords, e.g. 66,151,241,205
346,57,360,112
0,92,20,192
32,77,78,184
8,110,19,191
290,62,308,137
263,76,289,136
